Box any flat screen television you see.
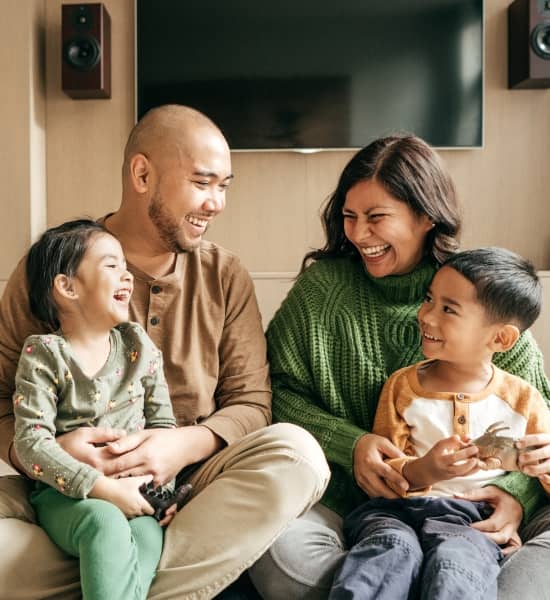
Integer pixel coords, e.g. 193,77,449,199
136,0,484,151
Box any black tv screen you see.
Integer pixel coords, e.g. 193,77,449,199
136,0,483,150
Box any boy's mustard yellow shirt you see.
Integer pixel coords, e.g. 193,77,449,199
375,361,550,497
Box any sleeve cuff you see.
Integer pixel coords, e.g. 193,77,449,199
488,471,546,524
386,457,432,497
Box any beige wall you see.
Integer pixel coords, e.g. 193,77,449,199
2,0,550,361
0,0,46,285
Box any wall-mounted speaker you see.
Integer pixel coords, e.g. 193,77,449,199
62,3,111,99
509,0,550,88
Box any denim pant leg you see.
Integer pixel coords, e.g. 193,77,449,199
498,504,550,600
329,501,423,600
249,502,346,600
419,499,503,600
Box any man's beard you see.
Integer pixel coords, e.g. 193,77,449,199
148,190,200,253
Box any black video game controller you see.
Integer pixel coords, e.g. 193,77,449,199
139,481,193,521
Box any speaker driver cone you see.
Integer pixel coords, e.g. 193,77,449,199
63,36,101,71
531,22,550,59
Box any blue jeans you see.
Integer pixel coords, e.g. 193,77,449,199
328,497,503,600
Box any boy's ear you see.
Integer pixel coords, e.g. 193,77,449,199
129,153,151,193
490,323,520,353
53,274,78,300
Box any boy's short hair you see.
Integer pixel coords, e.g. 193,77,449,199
26,219,107,330
442,247,542,332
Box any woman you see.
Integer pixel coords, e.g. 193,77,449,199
249,134,550,599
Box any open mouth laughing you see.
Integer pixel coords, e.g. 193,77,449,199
361,244,391,258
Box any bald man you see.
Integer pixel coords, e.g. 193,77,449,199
0,105,329,599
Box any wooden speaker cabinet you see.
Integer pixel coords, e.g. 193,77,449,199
62,3,111,99
509,0,550,88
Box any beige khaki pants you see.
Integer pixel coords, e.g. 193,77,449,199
0,423,329,600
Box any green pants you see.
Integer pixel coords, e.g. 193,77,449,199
30,485,163,600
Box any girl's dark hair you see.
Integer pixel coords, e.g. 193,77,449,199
301,133,462,272
26,219,107,330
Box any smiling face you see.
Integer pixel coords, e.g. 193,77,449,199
70,233,134,329
343,179,433,277
148,127,233,253
417,265,500,365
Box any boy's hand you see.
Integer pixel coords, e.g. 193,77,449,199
404,435,479,489
89,475,155,518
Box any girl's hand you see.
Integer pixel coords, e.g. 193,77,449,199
89,475,155,518
159,503,178,527
353,433,408,498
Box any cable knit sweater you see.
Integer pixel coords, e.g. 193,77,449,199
266,256,550,521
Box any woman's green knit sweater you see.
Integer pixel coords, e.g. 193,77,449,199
266,256,550,520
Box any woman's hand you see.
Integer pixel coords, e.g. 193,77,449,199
517,433,550,483
457,485,523,555
353,433,408,498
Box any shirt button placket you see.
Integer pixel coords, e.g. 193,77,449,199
147,283,163,343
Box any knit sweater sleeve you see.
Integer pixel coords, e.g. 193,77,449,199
491,330,550,522
266,265,366,475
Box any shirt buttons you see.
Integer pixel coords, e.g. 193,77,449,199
150,316,160,326
457,415,466,425
151,285,162,294
457,393,465,400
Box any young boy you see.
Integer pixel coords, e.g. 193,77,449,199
12,219,180,600
329,247,550,600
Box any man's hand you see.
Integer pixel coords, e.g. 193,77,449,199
105,425,224,487
457,485,523,555
56,426,128,471
353,433,409,498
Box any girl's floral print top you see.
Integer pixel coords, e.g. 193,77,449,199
13,322,175,498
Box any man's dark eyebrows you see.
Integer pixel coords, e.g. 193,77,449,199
193,170,234,181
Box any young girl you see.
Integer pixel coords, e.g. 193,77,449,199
13,219,178,600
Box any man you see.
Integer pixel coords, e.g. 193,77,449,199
0,105,329,599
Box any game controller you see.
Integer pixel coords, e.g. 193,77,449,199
139,481,193,521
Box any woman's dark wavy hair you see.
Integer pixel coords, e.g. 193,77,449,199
26,219,107,330
301,133,462,272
